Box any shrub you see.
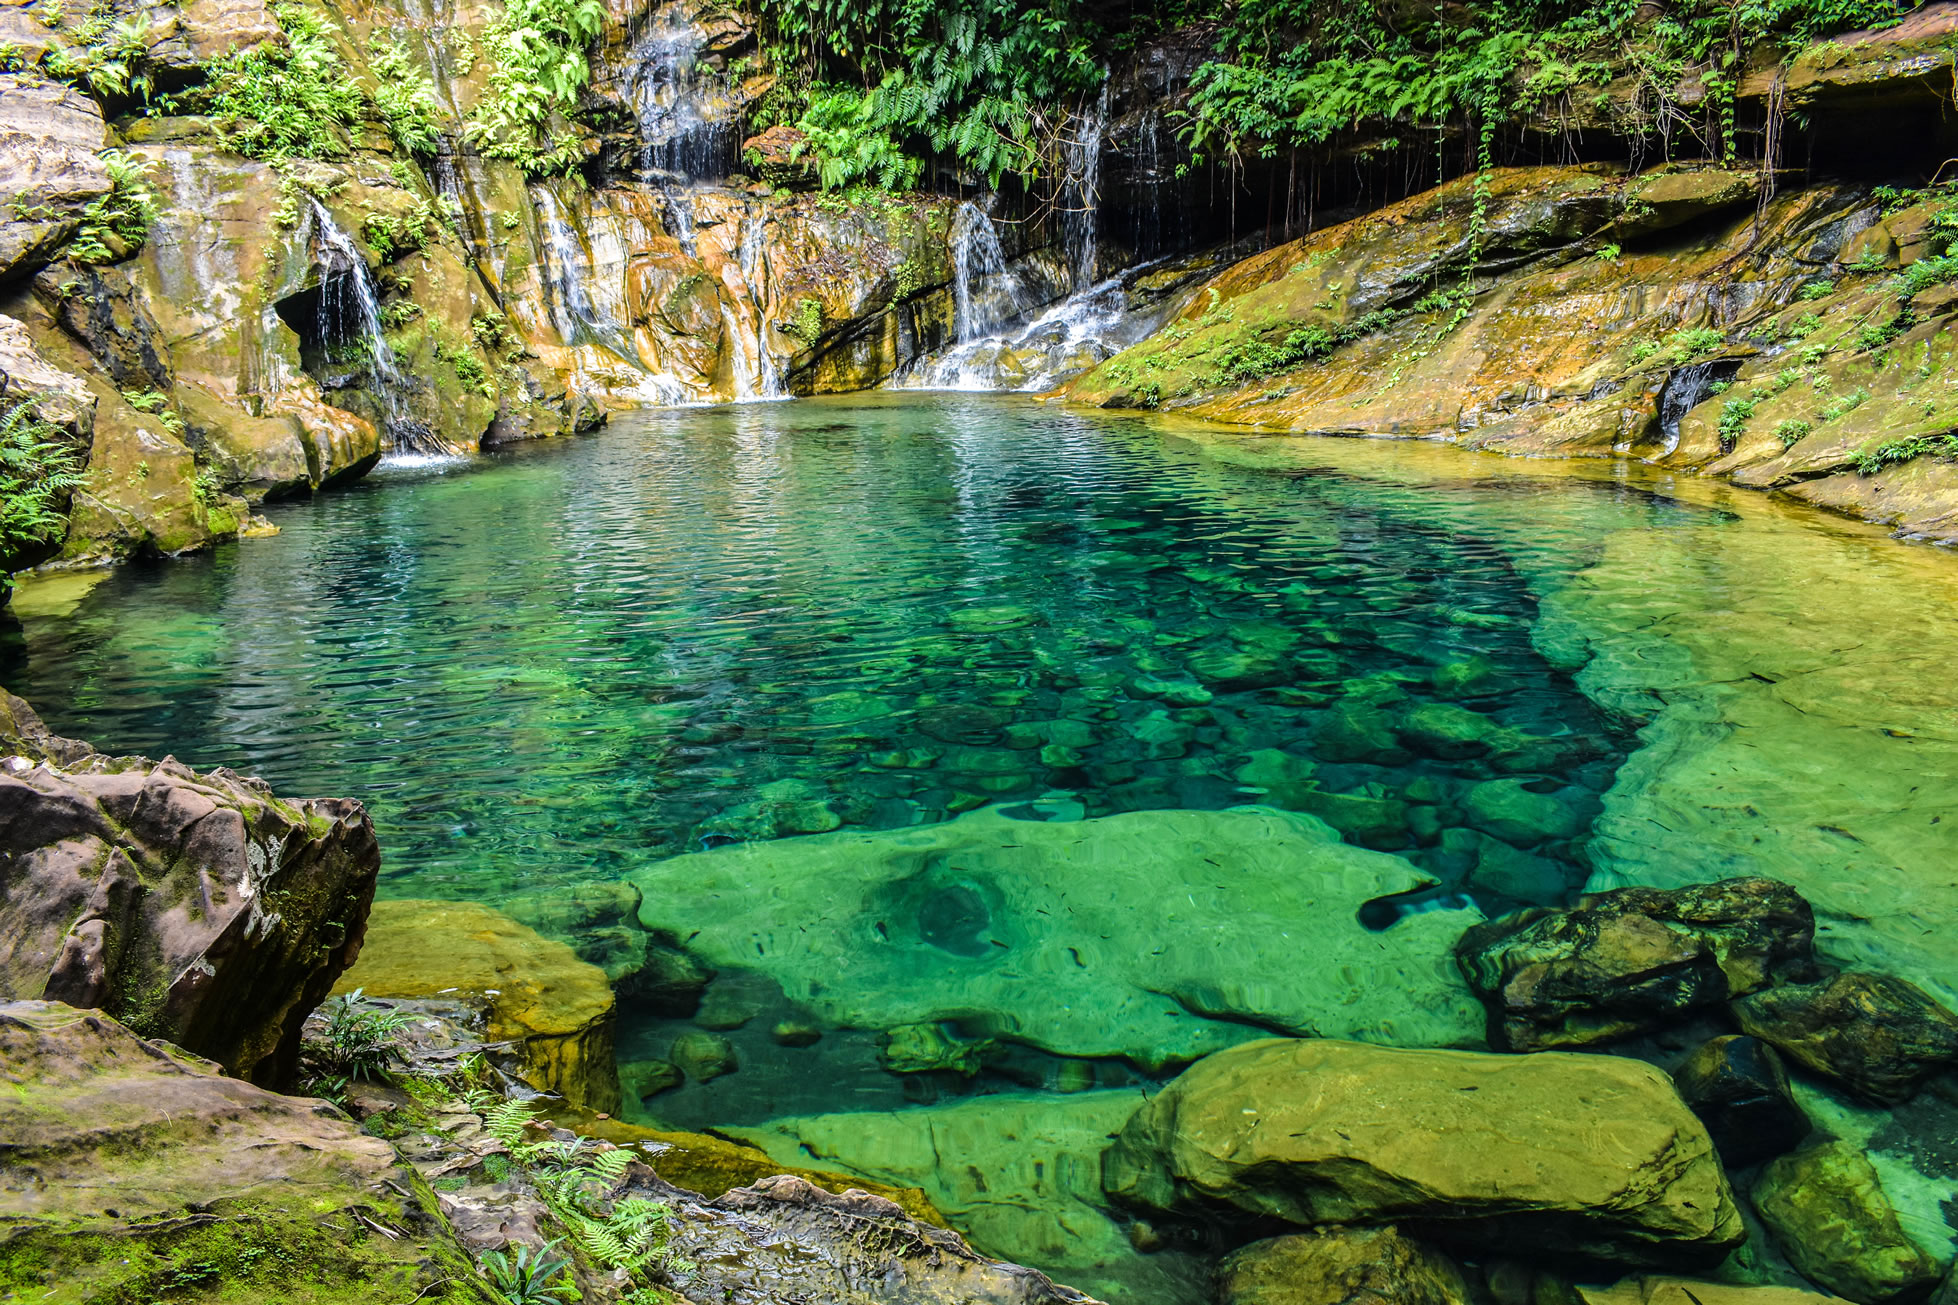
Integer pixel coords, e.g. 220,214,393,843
1774,418,1812,448
197,5,364,159
69,149,159,263
0,400,87,575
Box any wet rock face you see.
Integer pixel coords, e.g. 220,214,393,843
332,898,622,1113
1216,1227,1475,1305
0,76,110,282
1455,878,1818,1051
1671,1035,1810,1169
1101,1037,1743,1267
1732,972,1958,1106
0,691,378,1086
1752,1142,1944,1305
0,999,478,1301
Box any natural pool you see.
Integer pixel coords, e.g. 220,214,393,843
9,393,1958,1302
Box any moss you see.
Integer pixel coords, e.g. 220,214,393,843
0,1194,492,1305
782,297,824,345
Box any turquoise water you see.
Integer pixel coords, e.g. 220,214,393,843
15,392,1958,1303
3,394,1659,907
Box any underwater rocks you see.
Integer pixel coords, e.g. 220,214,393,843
1671,1035,1811,1169
1216,1227,1475,1305
333,898,622,1113
1101,1037,1743,1267
0,999,479,1301
1733,973,1958,1106
0,691,377,1086
630,804,1487,1067
1455,878,1818,1051
1752,1142,1944,1305
726,1090,1188,1305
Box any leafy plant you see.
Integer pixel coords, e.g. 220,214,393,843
368,34,446,155
306,988,411,1082
464,0,607,176
1856,432,1958,475
0,400,87,573
1798,279,1835,300
195,5,363,159
1717,395,1756,452
478,1238,578,1305
1774,418,1812,448
69,149,159,264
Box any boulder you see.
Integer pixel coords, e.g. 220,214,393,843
1732,973,1958,1106
1101,1037,1744,1267
1462,778,1584,846
0,698,378,1087
742,124,817,190
1672,1036,1810,1169
1752,1142,1943,1305
1217,1227,1475,1305
1456,878,1817,1051
629,805,1488,1068
333,898,622,1113
0,999,479,1301
670,1029,738,1082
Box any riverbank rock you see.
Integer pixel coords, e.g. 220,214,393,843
1732,973,1958,1106
1576,1278,1846,1305
1216,1227,1475,1305
1456,878,1817,1051
1672,1036,1810,1169
630,805,1487,1067
0,999,480,1301
0,693,378,1086
1102,1037,1743,1266
333,898,622,1113
1752,1142,1943,1304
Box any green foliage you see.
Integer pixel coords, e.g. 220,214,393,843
465,0,607,176
1856,431,1958,475
1594,243,1621,262
197,5,363,159
1798,278,1835,300
121,388,185,436
478,1238,578,1305
1717,394,1756,451
1820,387,1870,423
41,6,157,100
1774,418,1812,447
756,0,1102,189
304,988,411,1082
369,34,446,155
1897,254,1958,298
0,400,86,572
69,149,159,264
783,297,825,344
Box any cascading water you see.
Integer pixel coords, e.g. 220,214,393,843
307,199,446,455
950,201,1032,343
533,186,640,364
1062,80,1110,292
1656,362,1719,454
627,5,739,181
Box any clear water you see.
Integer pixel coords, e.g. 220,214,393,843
11,392,1958,1303
4,394,1651,906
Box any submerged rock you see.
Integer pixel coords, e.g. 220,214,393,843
1672,1035,1810,1169
1732,973,1958,1106
1576,1279,1845,1305
1217,1227,1475,1305
671,1029,739,1082
629,805,1487,1067
1101,1037,1743,1267
1456,878,1817,1051
0,999,480,1301
333,898,622,1112
0,690,377,1086
1752,1142,1943,1305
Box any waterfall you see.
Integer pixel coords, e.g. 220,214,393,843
734,211,786,398
308,199,445,455
533,186,642,364
1062,80,1109,292
1657,362,1718,454
628,3,739,181
950,201,1031,343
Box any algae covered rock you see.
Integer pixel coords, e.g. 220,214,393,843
1732,973,1958,1106
334,898,621,1113
0,702,378,1087
1752,1142,1943,1305
1102,1037,1743,1267
0,999,480,1302
1217,1227,1475,1305
1456,878,1817,1051
1576,1279,1846,1305
726,1090,1197,1305
630,805,1487,1066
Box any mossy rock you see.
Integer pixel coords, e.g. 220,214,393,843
334,899,621,1113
